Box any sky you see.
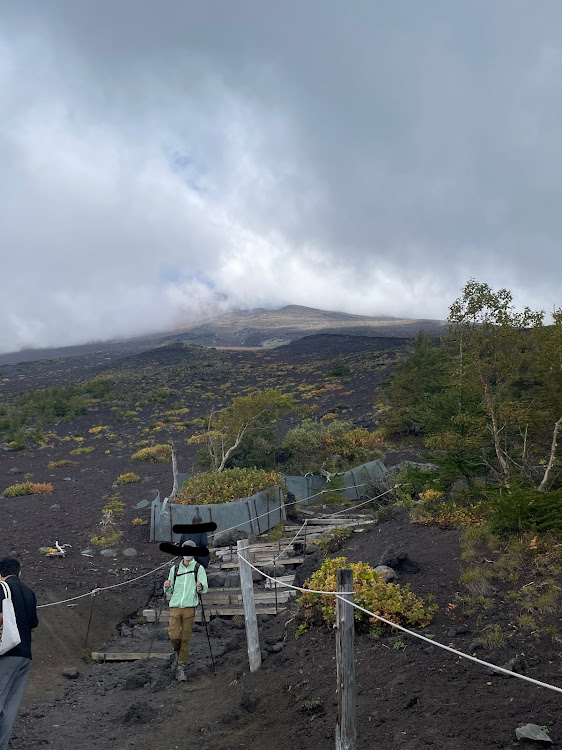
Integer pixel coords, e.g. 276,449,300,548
1,1,562,353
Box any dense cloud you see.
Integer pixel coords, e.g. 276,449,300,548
1,1,561,352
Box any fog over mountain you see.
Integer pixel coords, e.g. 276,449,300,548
1,1,561,353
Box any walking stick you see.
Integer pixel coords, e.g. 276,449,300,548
198,591,216,674
146,594,166,662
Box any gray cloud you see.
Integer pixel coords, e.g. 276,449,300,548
1,1,561,352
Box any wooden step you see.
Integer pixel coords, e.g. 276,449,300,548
143,605,283,623
91,652,170,662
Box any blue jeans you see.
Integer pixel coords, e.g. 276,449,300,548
0,657,31,750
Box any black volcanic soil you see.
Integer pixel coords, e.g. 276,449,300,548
6,510,561,750
1,335,560,749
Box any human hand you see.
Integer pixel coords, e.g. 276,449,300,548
164,580,171,589
196,582,202,592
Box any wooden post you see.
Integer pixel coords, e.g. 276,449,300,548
336,568,356,750
170,443,179,501
237,539,262,672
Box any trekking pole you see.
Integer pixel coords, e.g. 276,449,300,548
146,594,166,662
198,592,216,674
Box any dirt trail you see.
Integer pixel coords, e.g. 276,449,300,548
7,509,561,750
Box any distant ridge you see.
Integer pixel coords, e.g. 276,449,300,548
0,305,445,366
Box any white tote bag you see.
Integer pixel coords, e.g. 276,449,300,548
0,580,21,655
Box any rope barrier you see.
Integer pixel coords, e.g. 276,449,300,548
35,483,400,609
236,552,562,695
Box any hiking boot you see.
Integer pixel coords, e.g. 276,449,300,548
176,665,187,682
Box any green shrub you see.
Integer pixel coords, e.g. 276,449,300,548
3,482,53,497
131,444,171,462
70,446,95,455
102,499,125,516
176,467,283,505
116,472,141,485
299,556,437,631
489,488,562,535
327,359,351,377
47,459,73,469
90,531,122,547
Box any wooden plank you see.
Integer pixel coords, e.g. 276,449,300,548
218,556,304,569
91,652,170,662
143,605,282,623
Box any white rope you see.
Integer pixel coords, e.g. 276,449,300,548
37,559,171,609
36,484,399,610
326,485,397,516
273,520,308,562
237,553,562,695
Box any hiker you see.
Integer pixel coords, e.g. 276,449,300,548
163,540,208,682
178,514,210,568
0,558,39,750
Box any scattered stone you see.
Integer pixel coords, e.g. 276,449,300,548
120,626,133,637
374,565,398,583
156,629,169,641
447,624,471,637
240,691,260,713
49,504,61,511
122,548,137,557
209,618,236,638
213,529,248,547
304,542,320,555
515,724,552,744
134,499,150,509
265,643,284,654
81,549,94,557
63,477,73,482
487,658,522,677
260,563,286,578
62,667,79,679
9,467,23,474
100,549,118,558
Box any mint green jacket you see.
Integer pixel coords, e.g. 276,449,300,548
164,559,209,608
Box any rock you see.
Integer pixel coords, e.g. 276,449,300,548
49,504,61,511
62,667,79,679
381,551,421,574
240,691,260,713
515,724,552,744
260,563,286,578
252,568,263,582
81,549,94,557
122,548,137,557
100,549,117,557
207,572,226,588
304,543,320,555
134,499,150,509
63,476,74,481
213,529,248,547
224,573,241,587
120,626,133,637
265,643,284,654
209,618,236,638
156,630,169,641
374,565,398,583
9,467,23,474
487,659,521,677
469,641,484,652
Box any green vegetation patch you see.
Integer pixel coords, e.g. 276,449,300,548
176,467,283,505
131,444,171,462
116,472,141,485
3,482,53,497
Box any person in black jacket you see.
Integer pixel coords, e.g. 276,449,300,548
0,558,39,750
178,515,210,568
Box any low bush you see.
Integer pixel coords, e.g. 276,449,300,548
132,517,148,526
47,459,73,469
489,488,562,535
90,531,122,547
70,446,95,455
299,556,437,631
131,444,171,462
3,482,53,497
176,467,283,505
116,472,141,485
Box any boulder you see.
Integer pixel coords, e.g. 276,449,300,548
122,548,137,557
375,565,398,583
207,572,226,588
100,549,117,558
260,563,286,578
213,529,248,547
49,504,61,512
381,551,420,574
62,667,79,679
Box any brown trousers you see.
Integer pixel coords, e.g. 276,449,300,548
168,607,195,665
